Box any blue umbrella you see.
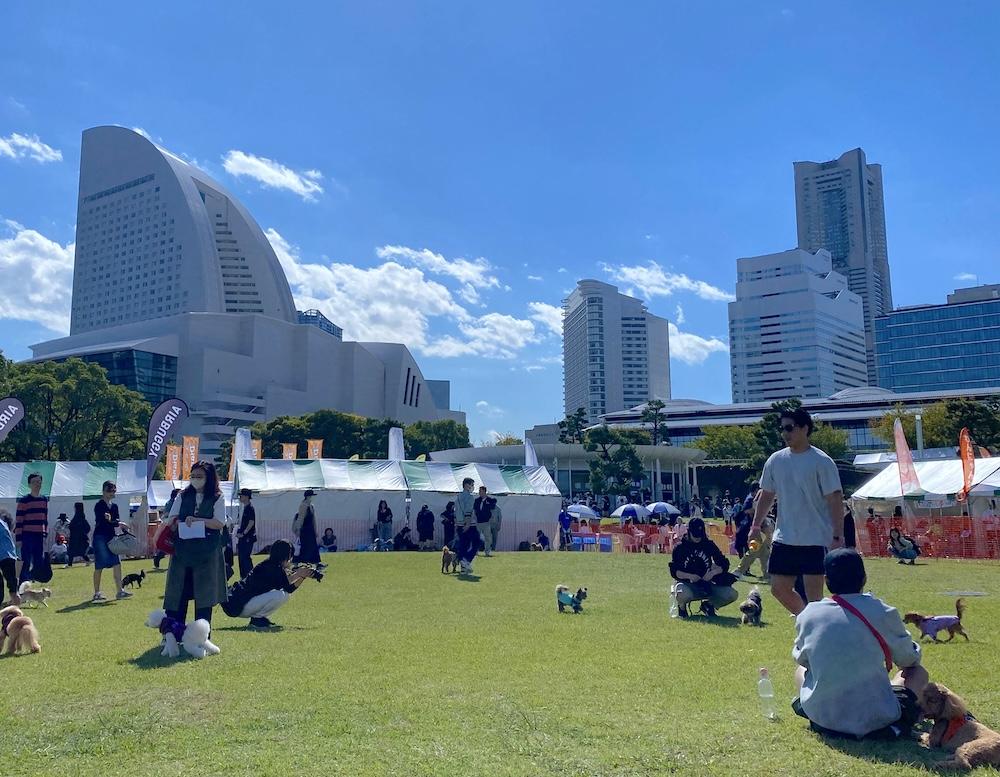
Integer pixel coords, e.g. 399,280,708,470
647,501,681,516
612,503,651,520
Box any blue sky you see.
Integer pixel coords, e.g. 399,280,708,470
2,2,999,445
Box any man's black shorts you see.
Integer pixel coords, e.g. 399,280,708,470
768,542,826,576
792,686,920,740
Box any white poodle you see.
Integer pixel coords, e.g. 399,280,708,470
145,609,221,659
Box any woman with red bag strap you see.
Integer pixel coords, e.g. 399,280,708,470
791,549,930,740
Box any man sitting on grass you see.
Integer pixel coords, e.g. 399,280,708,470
222,540,313,629
668,517,738,617
792,548,928,740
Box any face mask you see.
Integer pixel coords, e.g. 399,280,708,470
190,478,206,489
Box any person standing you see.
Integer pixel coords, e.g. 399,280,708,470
842,502,857,549
474,486,493,555
162,461,228,637
375,499,393,549
486,496,503,555
67,502,91,567
15,472,48,584
0,509,20,606
456,477,479,574
751,407,844,616
92,480,131,602
558,508,573,550
416,504,435,550
440,501,457,548
295,490,321,564
235,488,256,579
733,482,759,557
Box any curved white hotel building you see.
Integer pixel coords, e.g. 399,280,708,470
32,126,464,457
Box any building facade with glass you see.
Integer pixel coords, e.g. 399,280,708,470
563,280,670,424
875,285,1000,393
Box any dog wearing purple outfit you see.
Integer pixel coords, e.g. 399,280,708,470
904,599,969,642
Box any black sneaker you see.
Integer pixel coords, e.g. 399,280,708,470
678,604,689,618
249,617,273,629
699,601,716,617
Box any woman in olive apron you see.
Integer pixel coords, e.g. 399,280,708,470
162,461,228,632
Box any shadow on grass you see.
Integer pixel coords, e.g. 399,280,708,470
56,600,116,614
455,573,482,583
821,733,951,774
680,614,742,629
212,624,318,632
128,644,199,670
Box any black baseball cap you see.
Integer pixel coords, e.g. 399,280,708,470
824,548,866,594
238,488,252,497
304,489,317,498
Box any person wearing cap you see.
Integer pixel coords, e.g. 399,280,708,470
294,490,321,564
235,488,256,579
668,517,738,617
752,407,844,615
792,549,928,740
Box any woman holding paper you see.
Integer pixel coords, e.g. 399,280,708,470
162,461,229,637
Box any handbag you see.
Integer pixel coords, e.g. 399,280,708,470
108,527,141,558
153,522,175,556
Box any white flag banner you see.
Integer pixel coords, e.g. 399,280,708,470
524,439,539,467
388,427,405,461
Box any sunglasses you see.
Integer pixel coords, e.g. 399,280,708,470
779,424,797,433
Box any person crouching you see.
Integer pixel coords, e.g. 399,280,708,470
668,517,738,617
222,540,312,629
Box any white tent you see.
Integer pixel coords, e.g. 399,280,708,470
148,480,236,518
851,457,1000,511
235,458,562,551
0,460,147,549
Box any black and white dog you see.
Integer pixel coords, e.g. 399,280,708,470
739,586,763,626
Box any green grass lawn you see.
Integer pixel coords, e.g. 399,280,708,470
2,551,998,777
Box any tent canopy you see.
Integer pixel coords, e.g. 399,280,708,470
235,459,560,496
148,480,236,508
852,457,1000,501
0,460,146,498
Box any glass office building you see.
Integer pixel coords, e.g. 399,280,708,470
52,350,178,406
875,285,1000,393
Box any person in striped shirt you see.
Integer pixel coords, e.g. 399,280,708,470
15,472,48,584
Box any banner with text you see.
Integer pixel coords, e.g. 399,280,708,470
164,444,182,480
281,443,297,460
307,439,323,459
0,397,25,445
145,399,189,488
181,435,200,479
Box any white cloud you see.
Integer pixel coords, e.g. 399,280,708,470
423,312,537,359
7,98,29,115
602,261,734,302
222,150,325,201
674,303,685,325
0,221,74,332
668,323,729,365
0,132,62,163
954,272,977,282
527,274,543,281
475,400,504,418
557,267,568,273
376,245,500,304
527,301,563,337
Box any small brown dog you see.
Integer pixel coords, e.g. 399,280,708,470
0,605,42,655
904,599,969,642
920,682,1000,770
17,582,52,608
441,546,458,574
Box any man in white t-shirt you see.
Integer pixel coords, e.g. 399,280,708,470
751,407,844,615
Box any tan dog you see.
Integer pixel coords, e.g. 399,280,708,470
920,682,1000,770
441,546,458,574
17,582,52,608
904,599,969,642
0,605,41,655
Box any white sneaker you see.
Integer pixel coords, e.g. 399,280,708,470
484,551,492,557
92,591,107,602
116,590,133,600
460,560,470,574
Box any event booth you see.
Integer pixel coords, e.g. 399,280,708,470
849,457,1000,559
234,458,562,552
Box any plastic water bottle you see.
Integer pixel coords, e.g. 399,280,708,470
669,585,679,618
758,668,777,720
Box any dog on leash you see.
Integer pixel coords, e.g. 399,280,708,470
739,586,763,626
17,582,52,608
441,546,458,574
556,585,587,613
0,605,41,655
919,682,1000,770
904,599,969,642
122,570,146,589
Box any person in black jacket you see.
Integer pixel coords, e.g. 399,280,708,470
222,540,312,628
235,488,257,579
440,502,457,548
67,501,91,567
669,517,738,618
416,504,435,550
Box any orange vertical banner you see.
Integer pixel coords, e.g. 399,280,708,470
956,428,975,502
181,435,200,479
251,439,263,460
307,439,323,459
164,444,182,481
281,443,297,460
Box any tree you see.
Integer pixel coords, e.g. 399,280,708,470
689,425,762,462
809,422,849,462
309,409,366,458
584,425,643,496
491,433,524,446
404,420,471,458
1,358,150,462
868,402,916,448
557,407,588,444
618,428,652,446
940,398,1000,450
640,399,669,445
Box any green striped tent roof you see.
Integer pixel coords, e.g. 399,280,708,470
0,461,146,498
236,459,559,496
